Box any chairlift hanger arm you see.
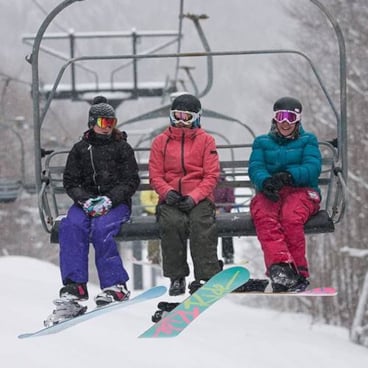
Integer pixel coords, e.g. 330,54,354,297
24,38,99,83
25,30,180,40
182,13,213,98
44,48,339,130
310,0,347,181
29,0,85,192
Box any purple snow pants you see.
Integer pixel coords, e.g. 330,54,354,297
59,203,130,289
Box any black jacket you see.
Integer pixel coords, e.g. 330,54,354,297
63,129,140,209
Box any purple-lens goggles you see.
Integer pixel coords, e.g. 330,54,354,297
274,110,301,124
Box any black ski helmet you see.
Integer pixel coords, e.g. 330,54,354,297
171,93,202,113
170,93,202,128
88,96,116,127
273,96,302,114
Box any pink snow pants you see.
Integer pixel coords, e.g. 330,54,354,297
250,186,320,277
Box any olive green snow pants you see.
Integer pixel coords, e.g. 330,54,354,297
157,199,220,281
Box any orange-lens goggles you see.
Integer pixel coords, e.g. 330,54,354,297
96,117,117,129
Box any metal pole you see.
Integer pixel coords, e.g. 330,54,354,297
27,0,84,192
69,31,77,99
132,29,138,97
309,0,347,180
132,241,143,290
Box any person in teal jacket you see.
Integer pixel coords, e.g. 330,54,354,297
249,96,321,293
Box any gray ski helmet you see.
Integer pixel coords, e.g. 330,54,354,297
171,93,202,113
88,96,116,127
273,96,302,114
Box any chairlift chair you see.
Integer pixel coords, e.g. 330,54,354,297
26,0,347,243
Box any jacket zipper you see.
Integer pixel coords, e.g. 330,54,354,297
88,144,101,194
179,131,187,193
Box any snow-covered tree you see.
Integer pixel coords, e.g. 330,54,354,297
278,0,368,346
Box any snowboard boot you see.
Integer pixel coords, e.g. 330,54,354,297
95,284,130,306
288,276,310,292
269,263,309,292
233,278,269,293
169,278,186,296
59,282,89,301
151,301,180,323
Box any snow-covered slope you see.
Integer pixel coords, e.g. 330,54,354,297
1,256,367,368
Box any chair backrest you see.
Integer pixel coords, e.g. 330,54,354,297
40,140,342,239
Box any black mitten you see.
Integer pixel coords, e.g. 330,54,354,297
177,196,195,212
271,171,293,188
165,190,182,205
262,178,280,202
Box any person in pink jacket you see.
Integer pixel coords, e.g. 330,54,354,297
149,93,221,296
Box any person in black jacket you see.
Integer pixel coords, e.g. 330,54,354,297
58,96,140,307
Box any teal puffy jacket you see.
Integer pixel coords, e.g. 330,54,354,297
249,125,321,196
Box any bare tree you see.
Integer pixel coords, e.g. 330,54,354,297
273,0,368,346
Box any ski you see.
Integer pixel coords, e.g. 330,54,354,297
232,287,337,296
18,285,167,339
139,266,250,338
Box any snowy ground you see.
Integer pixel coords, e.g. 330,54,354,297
1,256,367,368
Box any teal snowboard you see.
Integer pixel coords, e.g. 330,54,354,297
139,266,250,338
18,285,167,339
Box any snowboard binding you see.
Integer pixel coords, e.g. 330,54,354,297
232,278,269,292
151,301,180,323
44,298,88,327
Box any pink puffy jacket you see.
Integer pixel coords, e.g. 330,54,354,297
149,126,220,204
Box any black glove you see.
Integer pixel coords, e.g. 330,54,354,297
165,190,182,205
262,178,280,202
271,171,293,189
177,196,195,212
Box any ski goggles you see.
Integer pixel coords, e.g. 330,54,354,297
96,117,117,129
170,110,201,126
273,110,301,125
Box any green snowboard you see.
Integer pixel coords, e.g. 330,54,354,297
139,266,250,338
